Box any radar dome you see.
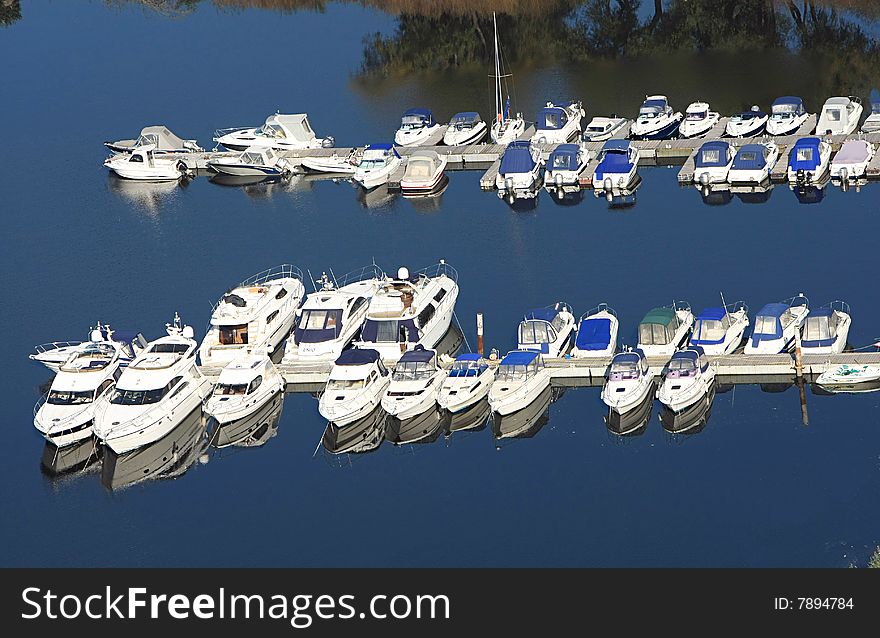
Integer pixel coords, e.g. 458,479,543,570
89,329,103,342
397,267,409,280
182,326,195,339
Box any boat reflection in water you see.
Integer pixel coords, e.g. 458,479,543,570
547,184,586,206
812,379,880,395
356,183,398,210
385,405,449,445
322,404,388,455
206,392,284,449
604,384,654,437
107,173,185,217
101,407,206,491
491,386,554,440
790,172,830,204
500,188,540,212
41,438,101,478
403,175,449,212
659,383,716,435
446,399,491,435
597,175,641,209
731,181,773,204
696,184,733,206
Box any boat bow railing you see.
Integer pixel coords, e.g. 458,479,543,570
213,126,252,139
238,264,304,288
579,303,617,322
32,341,82,356
822,300,851,316
414,259,458,283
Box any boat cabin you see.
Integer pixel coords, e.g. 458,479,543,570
536,105,569,131
547,144,582,172
326,349,387,390
665,347,709,379
360,143,399,167
496,350,543,382
691,308,732,346
685,102,710,121
638,307,683,347
608,349,648,380
770,96,805,119
499,141,537,174
448,353,488,377
801,304,848,348
518,307,568,353
448,112,481,131
732,144,770,170
789,137,823,171
213,356,271,397
695,141,734,168
751,303,799,344
391,346,438,381
403,151,443,181
639,96,669,118
400,108,435,130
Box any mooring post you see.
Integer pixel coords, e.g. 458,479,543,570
794,330,808,426
476,312,484,356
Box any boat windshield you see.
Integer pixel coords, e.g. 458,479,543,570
519,320,553,345
47,390,94,405
150,343,190,354
667,357,696,378
686,110,707,121
803,316,832,341
587,124,609,132
639,105,662,118
825,109,842,123
401,116,426,130
135,133,159,147
796,147,815,162
639,323,670,345
256,124,285,138
392,361,434,381
754,315,779,335
609,360,639,379
449,360,484,377
359,158,388,170
219,324,248,346
214,383,248,396
110,386,170,405
693,319,726,341
327,378,365,391
497,363,531,381
700,149,721,164
299,309,341,331
450,116,475,130
240,151,265,166
60,345,115,372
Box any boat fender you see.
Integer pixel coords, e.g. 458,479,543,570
176,160,188,174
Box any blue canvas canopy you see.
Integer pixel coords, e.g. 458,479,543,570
771,96,805,114
398,345,435,364
366,142,400,157
575,317,612,351
403,108,433,122
335,348,380,365
594,142,634,179
732,144,768,170
695,141,732,168
500,350,539,366
612,349,646,365
524,308,558,322
499,141,537,174
788,137,823,171
871,89,880,114
749,303,787,344
691,308,728,345
450,112,480,124
697,307,727,321
547,144,580,171
536,107,568,130
449,353,487,377
360,318,418,343
455,353,482,362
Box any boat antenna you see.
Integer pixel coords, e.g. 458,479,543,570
306,268,317,292
719,290,728,311
493,12,502,124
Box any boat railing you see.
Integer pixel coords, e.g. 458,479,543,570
822,300,851,315
579,302,617,322
238,264,304,288
724,300,749,317
34,394,94,428
670,299,692,313
33,394,47,419
414,259,458,283
32,340,82,356
213,126,252,139
783,292,810,310
334,263,387,289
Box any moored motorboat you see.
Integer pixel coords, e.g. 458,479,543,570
30,323,147,374
601,348,654,415
400,150,448,195
516,302,576,357
860,89,880,133
318,349,390,426
299,149,360,174
214,113,333,152
816,363,880,391
199,265,306,367
104,144,189,181
380,346,445,421
207,146,292,177
728,142,779,184
693,140,735,185
352,143,402,190
744,293,810,354
786,137,831,184
830,139,875,181
724,107,768,137
689,302,749,355
659,382,715,434
816,96,862,135
637,302,694,357
105,125,202,154
443,112,487,146
531,100,585,144
544,143,589,188
678,101,720,138
571,303,618,359
394,108,440,147
765,97,810,136
582,116,629,142
800,301,851,355
488,350,551,417
495,140,543,194
592,139,639,191
629,95,682,140
437,353,494,414
656,346,716,414
204,353,285,440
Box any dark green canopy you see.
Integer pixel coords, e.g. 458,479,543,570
639,307,676,327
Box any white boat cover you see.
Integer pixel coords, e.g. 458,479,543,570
403,150,443,180
137,126,189,150
265,114,316,143
834,140,871,163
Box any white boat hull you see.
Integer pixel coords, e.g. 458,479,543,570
678,114,720,139
657,369,716,414
437,372,494,414
602,375,654,415
491,118,526,145
766,114,809,136
443,122,487,146
354,157,402,190
394,125,441,147
488,369,551,416
319,379,388,427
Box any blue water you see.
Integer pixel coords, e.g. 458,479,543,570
2,1,879,567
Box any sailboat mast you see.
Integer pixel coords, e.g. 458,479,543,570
493,11,503,123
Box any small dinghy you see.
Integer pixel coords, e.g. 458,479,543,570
105,125,202,154
728,142,779,184
582,116,629,141
766,97,810,136
394,108,441,147
208,146,291,177
353,143,402,190
517,303,576,358
318,349,390,426
744,293,810,354
725,107,768,137
400,150,448,196
104,144,190,181
443,112,487,146
689,302,749,355
678,101,720,138
592,139,639,191
800,301,851,355
630,95,682,140
299,149,360,174
830,140,875,181
380,346,445,421
531,100,585,144
637,302,694,357
786,137,831,184
544,143,589,187
495,140,543,194
214,113,333,152
816,96,862,135
571,303,618,359
693,140,735,185
816,364,880,391
657,346,715,415
437,354,494,415
860,89,880,133
601,348,654,416
488,351,551,416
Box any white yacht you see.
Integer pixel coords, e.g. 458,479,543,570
629,95,683,140
657,346,716,414
861,89,880,133
205,353,285,436
689,302,749,355
728,142,779,184
765,97,810,136
443,112,487,146
830,140,875,181
380,346,445,420
693,140,735,185
30,323,147,373
207,146,291,177
437,353,494,414
93,315,212,455
592,139,639,191
400,150,448,196
394,108,440,147
582,116,629,142
571,303,618,359
744,294,810,354
800,301,851,355
488,350,551,416
816,96,862,135
353,143,402,190
104,144,190,181
282,266,382,368
33,335,127,448
105,125,202,154
318,349,390,426
531,101,585,144
637,303,694,357
495,140,543,193
544,143,589,187
199,265,306,367
678,101,720,138
214,113,333,152
786,137,831,183
724,107,768,137
517,303,576,358
601,348,654,415
489,11,526,145
353,261,459,362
